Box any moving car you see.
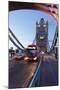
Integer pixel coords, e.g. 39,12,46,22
12,53,25,61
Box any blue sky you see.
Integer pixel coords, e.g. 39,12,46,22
9,9,57,49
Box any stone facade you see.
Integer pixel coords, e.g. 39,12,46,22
36,18,48,52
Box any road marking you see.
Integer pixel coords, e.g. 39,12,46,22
29,60,41,87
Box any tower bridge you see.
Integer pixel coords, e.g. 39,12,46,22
36,18,48,53
9,1,58,89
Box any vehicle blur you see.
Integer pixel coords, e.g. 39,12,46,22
24,45,38,62
9,48,25,61
12,54,25,61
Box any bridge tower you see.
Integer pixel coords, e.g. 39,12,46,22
36,18,48,53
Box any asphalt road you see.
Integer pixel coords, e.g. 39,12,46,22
9,54,58,88
40,54,58,86
9,60,38,88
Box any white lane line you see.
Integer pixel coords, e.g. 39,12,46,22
29,60,41,87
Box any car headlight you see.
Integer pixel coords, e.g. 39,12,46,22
33,57,37,60
24,57,29,60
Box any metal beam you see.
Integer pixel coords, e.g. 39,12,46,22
9,1,58,22
50,25,58,51
9,28,25,49
9,35,23,50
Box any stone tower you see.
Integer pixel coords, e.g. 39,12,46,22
36,18,48,53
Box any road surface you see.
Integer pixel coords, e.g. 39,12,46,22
40,54,58,86
9,60,38,88
9,54,58,88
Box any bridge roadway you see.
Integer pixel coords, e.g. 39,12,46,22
40,54,58,86
9,59,38,88
9,54,58,88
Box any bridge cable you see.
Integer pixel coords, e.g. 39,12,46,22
9,35,23,50
9,28,25,49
